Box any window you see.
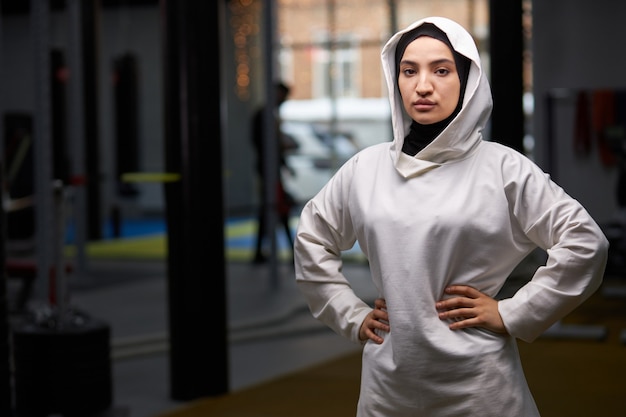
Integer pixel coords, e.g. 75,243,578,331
311,33,359,98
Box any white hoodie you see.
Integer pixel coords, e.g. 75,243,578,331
294,16,608,417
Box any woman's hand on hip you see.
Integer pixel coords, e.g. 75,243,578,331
436,285,507,334
359,298,389,344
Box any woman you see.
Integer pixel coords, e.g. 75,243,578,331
293,16,609,416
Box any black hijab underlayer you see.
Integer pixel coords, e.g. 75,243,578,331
396,23,471,156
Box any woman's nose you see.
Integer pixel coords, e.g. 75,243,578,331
416,75,433,95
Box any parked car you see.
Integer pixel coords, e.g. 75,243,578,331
280,121,358,204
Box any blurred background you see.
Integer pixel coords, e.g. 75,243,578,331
0,0,625,416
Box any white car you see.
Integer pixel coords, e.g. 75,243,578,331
281,121,357,204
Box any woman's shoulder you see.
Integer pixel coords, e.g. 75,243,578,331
478,140,552,182
479,140,540,166
352,141,392,161
480,139,524,155
330,141,392,178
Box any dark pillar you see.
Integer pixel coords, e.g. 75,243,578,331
113,53,140,198
0,164,11,417
161,0,229,400
489,0,524,152
82,0,102,240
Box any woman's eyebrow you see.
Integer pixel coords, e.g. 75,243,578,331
400,58,456,67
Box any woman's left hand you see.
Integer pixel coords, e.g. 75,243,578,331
436,285,507,334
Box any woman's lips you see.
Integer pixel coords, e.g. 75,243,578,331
413,99,435,110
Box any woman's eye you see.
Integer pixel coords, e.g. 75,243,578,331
435,68,451,76
402,68,416,76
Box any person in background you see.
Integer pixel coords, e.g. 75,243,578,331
251,82,298,264
293,16,608,416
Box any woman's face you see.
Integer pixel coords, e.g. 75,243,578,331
397,36,461,125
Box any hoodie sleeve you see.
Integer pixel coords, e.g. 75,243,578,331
294,156,373,344
497,151,609,342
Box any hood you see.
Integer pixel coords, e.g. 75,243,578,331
381,16,493,178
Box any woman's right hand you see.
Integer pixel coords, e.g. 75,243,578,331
359,298,389,344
